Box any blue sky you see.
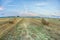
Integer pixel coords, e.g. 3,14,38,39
0,0,60,17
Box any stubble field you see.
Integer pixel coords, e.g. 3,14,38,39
0,17,60,40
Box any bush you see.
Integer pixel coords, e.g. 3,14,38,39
17,16,19,17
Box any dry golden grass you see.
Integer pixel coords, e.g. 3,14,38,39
0,18,23,38
0,17,60,40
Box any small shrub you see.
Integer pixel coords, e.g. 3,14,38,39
17,16,19,17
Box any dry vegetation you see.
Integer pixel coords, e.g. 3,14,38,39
0,17,60,40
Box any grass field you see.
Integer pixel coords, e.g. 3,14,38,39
0,17,60,40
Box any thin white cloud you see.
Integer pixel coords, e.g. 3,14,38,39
0,6,4,11
3,0,17,7
35,2,47,7
53,11,60,16
3,0,13,5
7,5,16,6
40,10,60,16
12,10,39,16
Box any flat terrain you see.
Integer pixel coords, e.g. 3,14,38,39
0,17,60,40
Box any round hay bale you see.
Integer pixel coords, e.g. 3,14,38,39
59,19,60,21
41,18,49,25
8,21,14,24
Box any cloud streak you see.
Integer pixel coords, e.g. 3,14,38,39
35,2,47,7
0,6,4,11
3,0,13,6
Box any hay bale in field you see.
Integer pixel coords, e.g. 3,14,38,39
41,18,49,25
8,21,14,24
59,19,60,21
8,18,16,24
